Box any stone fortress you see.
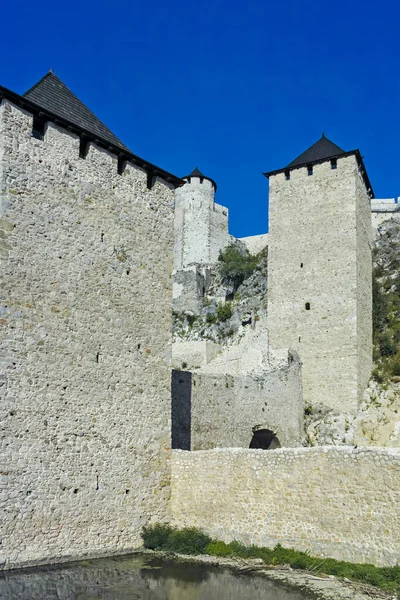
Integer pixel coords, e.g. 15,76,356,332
1,72,399,570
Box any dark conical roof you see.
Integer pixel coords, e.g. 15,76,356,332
182,166,217,190
287,134,345,167
24,72,129,151
187,166,206,178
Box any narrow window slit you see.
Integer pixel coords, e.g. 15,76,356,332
305,302,311,311
118,156,127,175
79,137,89,159
32,115,45,140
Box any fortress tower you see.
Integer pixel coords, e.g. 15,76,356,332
265,135,373,413
173,167,231,313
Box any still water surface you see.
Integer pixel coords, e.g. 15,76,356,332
0,553,313,599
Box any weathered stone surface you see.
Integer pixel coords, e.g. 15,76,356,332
171,446,400,566
268,157,372,413
0,100,174,568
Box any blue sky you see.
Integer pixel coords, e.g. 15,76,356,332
2,0,399,237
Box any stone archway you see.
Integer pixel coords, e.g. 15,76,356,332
249,427,281,450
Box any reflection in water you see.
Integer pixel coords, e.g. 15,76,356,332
0,554,312,600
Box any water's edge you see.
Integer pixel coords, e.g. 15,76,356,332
146,550,392,600
0,548,391,600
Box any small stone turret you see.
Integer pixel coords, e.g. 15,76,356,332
174,167,223,270
173,167,231,314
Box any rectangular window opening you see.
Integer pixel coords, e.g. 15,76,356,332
331,158,337,170
307,165,313,176
300,263,303,268
147,171,154,190
284,170,290,181
32,115,45,140
79,138,89,159
305,302,311,311
118,157,127,175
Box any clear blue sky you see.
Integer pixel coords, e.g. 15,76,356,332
2,0,399,237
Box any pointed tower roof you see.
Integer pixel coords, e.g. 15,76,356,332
287,134,345,167
182,166,217,190
0,72,183,187
24,71,129,151
263,135,374,197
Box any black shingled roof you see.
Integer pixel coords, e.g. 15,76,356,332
287,135,346,167
0,73,183,187
24,72,129,151
182,166,217,190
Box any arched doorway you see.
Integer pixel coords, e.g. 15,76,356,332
249,428,281,450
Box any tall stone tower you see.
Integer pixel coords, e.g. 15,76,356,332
265,135,373,413
173,167,230,313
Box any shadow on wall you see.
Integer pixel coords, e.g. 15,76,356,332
249,428,281,450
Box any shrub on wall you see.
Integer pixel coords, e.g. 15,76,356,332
218,243,259,288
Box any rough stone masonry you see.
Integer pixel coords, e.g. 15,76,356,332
0,98,175,568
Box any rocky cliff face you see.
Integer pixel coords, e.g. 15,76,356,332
173,244,268,345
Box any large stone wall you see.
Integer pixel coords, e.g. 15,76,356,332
356,168,373,400
371,198,400,233
267,156,371,413
188,355,303,449
0,100,174,568
171,446,400,566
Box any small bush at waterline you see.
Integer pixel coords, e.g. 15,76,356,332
142,524,211,555
142,524,400,593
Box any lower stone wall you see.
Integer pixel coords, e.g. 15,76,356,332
190,358,303,449
171,446,400,566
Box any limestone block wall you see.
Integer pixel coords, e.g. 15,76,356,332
356,169,372,400
371,198,400,233
0,100,174,569
238,233,269,255
171,353,303,450
171,446,400,566
268,156,371,413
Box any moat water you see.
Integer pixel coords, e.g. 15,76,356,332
0,553,314,599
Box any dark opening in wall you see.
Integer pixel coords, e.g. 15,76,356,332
147,171,154,190
118,156,127,175
331,158,337,170
225,292,234,301
249,429,281,450
79,137,89,159
300,263,303,268
305,302,311,310
285,170,290,180
32,115,45,140
171,369,192,450
307,164,313,176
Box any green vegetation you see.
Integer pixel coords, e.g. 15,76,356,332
372,242,400,382
216,301,232,321
218,243,267,289
142,524,211,555
206,302,233,324
142,524,400,593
